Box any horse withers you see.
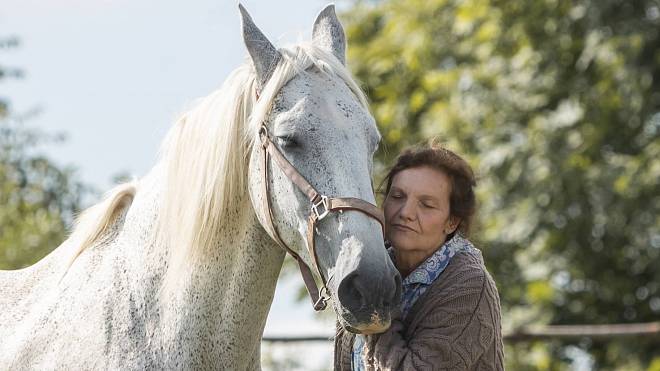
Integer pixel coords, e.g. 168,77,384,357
0,4,400,369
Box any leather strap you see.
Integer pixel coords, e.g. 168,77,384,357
258,124,384,311
261,137,325,308
326,197,385,228
262,133,320,202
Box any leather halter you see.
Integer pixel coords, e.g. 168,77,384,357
258,124,385,310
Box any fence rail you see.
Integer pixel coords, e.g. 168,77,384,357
504,321,660,342
262,322,660,343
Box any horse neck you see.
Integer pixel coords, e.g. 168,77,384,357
0,164,285,368
152,175,285,366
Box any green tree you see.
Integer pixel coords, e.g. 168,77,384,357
0,36,88,270
343,0,660,369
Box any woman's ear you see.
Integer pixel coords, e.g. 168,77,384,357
444,216,461,235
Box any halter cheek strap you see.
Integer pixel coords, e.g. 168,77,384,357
258,124,384,310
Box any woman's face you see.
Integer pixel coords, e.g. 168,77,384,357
383,166,459,259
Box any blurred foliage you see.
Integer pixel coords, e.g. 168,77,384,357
0,120,87,270
0,36,88,270
342,0,660,369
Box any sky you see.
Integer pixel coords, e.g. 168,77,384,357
3,0,347,367
2,0,348,190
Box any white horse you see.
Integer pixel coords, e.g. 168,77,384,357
0,4,401,369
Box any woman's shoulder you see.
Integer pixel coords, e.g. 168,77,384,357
426,242,498,303
444,239,489,280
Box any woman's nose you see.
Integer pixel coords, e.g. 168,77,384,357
397,200,416,221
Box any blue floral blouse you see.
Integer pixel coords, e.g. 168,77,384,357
351,235,476,370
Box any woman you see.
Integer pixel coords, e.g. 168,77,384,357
335,143,504,370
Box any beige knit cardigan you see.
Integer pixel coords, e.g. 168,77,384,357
334,249,504,370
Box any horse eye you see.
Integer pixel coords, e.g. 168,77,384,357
276,135,299,149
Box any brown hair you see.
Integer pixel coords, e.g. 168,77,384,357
381,141,477,238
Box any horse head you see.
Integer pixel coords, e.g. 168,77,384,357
242,4,401,334
241,6,401,333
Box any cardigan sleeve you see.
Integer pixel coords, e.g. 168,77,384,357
364,262,500,371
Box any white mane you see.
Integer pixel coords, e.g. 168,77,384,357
66,43,369,293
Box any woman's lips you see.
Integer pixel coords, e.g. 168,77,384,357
392,223,416,232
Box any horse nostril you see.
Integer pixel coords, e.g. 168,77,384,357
337,272,366,310
384,272,402,308
338,270,401,312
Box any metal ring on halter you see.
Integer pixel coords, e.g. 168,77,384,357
313,272,334,310
258,126,269,146
313,286,329,310
311,195,330,220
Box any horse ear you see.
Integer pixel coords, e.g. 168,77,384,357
312,4,346,65
239,4,282,89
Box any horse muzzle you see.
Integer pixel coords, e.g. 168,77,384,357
333,263,402,334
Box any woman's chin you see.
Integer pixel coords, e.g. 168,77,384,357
387,236,417,251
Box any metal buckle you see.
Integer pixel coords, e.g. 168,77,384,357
311,195,329,220
258,125,269,147
313,286,330,310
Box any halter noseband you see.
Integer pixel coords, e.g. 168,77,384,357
258,124,385,310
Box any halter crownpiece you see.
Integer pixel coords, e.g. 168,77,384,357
258,124,385,311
